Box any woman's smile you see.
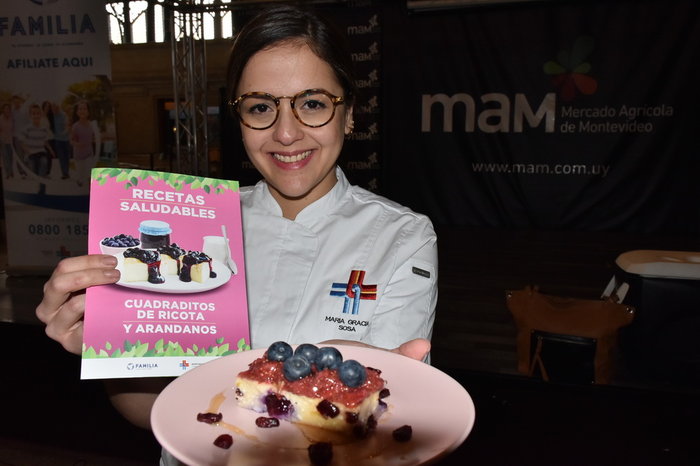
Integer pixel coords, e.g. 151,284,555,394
271,149,313,164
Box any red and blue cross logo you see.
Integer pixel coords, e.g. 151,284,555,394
330,270,377,315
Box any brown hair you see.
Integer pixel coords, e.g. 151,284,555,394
226,4,358,107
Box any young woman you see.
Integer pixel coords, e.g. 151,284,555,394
35,4,437,450
70,100,98,186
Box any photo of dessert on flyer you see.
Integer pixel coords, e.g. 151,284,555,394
99,219,237,293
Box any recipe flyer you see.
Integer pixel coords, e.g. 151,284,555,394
81,168,250,379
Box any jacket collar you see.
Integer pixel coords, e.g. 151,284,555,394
249,166,349,226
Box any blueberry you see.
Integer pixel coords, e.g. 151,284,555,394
316,399,340,418
283,354,312,381
264,393,293,416
103,234,140,248
294,343,319,363
338,360,366,388
267,341,293,362
315,346,343,371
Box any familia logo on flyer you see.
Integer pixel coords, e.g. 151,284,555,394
80,168,251,380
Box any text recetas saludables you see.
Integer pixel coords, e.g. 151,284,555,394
120,188,215,219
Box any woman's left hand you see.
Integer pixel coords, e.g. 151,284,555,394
393,338,431,360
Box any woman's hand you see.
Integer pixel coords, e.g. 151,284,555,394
320,338,431,362
393,338,431,360
35,254,120,354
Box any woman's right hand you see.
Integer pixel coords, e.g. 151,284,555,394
35,254,120,354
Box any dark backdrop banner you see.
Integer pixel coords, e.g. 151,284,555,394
382,0,700,233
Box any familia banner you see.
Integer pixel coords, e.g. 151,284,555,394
382,0,700,234
0,0,115,273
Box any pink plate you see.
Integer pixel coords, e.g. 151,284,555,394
151,345,475,465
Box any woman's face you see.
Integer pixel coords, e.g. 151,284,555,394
236,41,353,208
77,102,89,119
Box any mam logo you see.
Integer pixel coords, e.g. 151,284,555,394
422,92,556,133
421,37,598,134
30,0,60,5
346,14,379,35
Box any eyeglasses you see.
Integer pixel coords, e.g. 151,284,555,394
230,88,345,130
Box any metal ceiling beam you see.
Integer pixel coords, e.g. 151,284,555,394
163,0,216,176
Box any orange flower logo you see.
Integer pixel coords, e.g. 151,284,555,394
544,36,598,101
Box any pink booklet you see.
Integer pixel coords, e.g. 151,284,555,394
81,168,250,379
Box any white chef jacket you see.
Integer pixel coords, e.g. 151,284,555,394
242,166,438,350
160,168,437,466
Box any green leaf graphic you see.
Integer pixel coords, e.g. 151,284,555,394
134,343,149,357
217,344,230,355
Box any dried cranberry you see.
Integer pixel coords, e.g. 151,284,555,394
265,393,293,416
379,388,391,399
308,442,333,465
255,416,280,428
345,412,359,424
235,388,244,397
367,367,382,375
392,425,413,442
316,399,340,418
213,434,233,449
196,412,222,424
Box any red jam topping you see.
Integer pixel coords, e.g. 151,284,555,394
239,354,385,408
238,356,285,384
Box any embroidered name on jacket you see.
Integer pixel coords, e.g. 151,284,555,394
330,270,377,315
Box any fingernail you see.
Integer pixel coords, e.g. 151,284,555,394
103,268,119,279
102,255,118,266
